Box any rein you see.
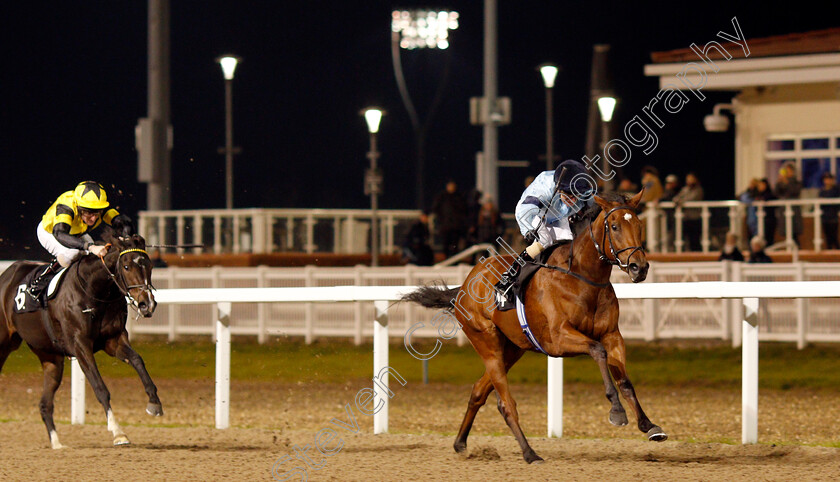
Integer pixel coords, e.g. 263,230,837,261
74,245,155,315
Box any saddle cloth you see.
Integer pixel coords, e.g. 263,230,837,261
13,264,69,314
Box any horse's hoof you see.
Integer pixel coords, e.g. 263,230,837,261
113,435,131,446
609,410,629,426
646,426,668,442
524,453,544,464
51,443,68,450
453,441,467,454
146,402,164,417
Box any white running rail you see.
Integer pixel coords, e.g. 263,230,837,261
68,281,840,445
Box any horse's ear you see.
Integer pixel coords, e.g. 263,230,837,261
593,195,612,211
628,188,645,208
132,234,146,249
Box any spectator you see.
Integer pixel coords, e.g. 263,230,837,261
773,163,803,246
754,178,777,247
616,178,638,197
464,187,483,245
673,172,704,251
747,235,773,263
431,179,467,258
640,165,663,205
402,211,434,266
660,174,680,202
819,172,840,250
718,232,744,261
659,174,680,251
738,178,760,239
471,195,505,245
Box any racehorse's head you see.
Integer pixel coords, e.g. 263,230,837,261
592,190,648,283
104,232,157,317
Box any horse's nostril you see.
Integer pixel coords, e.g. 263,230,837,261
138,302,147,311
629,263,639,273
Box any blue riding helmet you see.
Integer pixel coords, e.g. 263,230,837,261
554,159,594,197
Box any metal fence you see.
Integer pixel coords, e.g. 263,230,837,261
138,198,840,257
132,262,840,347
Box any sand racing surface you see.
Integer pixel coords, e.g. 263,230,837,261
1,375,839,481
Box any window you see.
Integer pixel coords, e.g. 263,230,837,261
765,134,840,189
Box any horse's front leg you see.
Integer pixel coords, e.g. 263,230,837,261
105,332,163,416
601,330,668,441
545,325,627,426
71,339,130,446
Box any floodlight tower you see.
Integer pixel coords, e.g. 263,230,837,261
391,9,459,209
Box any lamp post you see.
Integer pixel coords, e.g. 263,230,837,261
217,55,240,210
597,95,617,187
363,108,384,266
539,63,559,171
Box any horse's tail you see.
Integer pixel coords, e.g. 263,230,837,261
401,282,459,310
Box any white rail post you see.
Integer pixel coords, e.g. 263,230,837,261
742,297,759,444
216,302,232,429
70,357,85,424
373,300,389,434
547,357,563,437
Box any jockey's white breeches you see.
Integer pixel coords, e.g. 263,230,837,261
37,221,93,267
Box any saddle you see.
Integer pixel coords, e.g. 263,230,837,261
13,264,69,314
496,242,566,312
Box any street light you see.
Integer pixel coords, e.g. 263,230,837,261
598,93,617,189
217,55,240,210
362,107,384,266
539,63,559,171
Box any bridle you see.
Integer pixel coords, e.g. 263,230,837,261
588,205,646,270
528,202,644,288
97,246,155,312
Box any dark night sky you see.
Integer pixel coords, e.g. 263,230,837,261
0,1,835,258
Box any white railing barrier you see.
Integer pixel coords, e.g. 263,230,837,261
70,281,840,443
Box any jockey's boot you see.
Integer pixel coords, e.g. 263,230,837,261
26,258,61,301
494,241,544,307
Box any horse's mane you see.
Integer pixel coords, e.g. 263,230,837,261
570,192,633,240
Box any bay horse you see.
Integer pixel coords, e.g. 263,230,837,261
0,231,160,448
403,190,666,463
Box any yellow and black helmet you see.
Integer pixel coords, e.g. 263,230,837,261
73,181,109,211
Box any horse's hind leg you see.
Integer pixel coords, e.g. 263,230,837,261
453,340,525,454
105,333,163,416
0,332,23,374
601,331,667,441
72,343,130,446
32,350,66,449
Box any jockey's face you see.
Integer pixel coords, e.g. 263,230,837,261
80,209,101,226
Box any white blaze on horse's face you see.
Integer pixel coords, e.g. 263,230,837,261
624,213,633,221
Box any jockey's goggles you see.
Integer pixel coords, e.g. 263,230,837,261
79,207,104,216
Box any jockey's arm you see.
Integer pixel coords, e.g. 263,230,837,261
52,222,92,250
104,210,134,237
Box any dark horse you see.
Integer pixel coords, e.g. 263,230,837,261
0,232,160,448
403,190,666,463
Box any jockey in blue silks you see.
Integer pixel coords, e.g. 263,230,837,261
495,159,596,304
